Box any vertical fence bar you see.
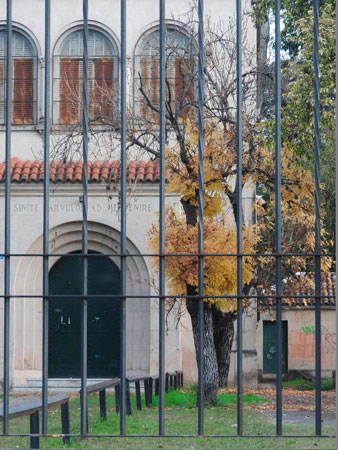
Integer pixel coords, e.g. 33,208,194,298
158,0,166,436
313,0,321,436
80,0,89,435
274,0,282,436
3,0,12,436
236,0,243,437
120,0,127,436
197,0,204,436
42,0,51,434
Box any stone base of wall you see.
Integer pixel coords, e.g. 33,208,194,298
227,350,258,388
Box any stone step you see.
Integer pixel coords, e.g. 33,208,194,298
27,378,107,387
13,376,150,393
12,384,81,393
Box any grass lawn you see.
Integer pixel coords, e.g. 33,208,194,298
282,377,335,391
0,389,335,449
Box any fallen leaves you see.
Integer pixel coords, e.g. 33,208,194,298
221,387,336,412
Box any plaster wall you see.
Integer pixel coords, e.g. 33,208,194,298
0,0,258,388
0,184,182,386
0,179,256,387
256,309,336,376
0,0,256,160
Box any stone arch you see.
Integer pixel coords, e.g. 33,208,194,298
13,220,150,377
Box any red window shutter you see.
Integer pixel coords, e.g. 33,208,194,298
149,56,159,121
150,57,159,102
0,61,5,122
13,58,34,124
92,58,114,122
139,57,149,118
59,58,80,125
175,57,194,118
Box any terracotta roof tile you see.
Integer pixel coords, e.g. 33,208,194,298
258,272,336,309
0,158,161,184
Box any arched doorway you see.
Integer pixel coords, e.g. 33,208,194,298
48,251,120,378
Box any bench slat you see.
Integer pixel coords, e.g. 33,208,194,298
83,378,120,394
0,394,69,421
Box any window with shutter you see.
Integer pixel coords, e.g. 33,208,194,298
0,30,36,125
134,27,195,121
55,29,118,125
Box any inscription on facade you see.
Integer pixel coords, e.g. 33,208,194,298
13,201,153,214
13,203,39,213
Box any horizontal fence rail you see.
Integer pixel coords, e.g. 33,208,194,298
0,0,335,445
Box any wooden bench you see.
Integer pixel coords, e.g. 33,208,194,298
127,376,151,411
0,393,70,449
80,378,120,430
128,372,184,411
165,371,183,392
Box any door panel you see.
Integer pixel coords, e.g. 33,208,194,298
263,321,288,374
49,251,120,378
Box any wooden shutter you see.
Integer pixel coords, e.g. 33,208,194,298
92,58,114,121
138,56,159,121
175,57,194,118
139,57,149,118
59,58,80,125
13,58,34,124
0,60,5,123
150,57,159,104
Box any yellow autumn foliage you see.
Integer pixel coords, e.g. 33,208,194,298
148,117,332,311
148,208,257,313
254,145,332,279
166,120,235,218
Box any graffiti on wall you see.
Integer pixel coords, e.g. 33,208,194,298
289,327,336,368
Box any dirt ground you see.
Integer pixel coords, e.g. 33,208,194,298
226,386,336,412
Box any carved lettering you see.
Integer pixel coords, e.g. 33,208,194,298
13,203,39,213
13,201,152,214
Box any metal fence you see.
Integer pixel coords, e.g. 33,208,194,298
1,0,335,443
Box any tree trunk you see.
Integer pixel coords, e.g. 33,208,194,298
186,291,219,405
212,308,236,388
181,200,219,403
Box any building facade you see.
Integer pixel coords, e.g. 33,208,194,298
0,0,258,390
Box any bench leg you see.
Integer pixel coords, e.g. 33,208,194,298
155,378,159,397
30,411,40,449
99,389,107,421
115,384,120,413
126,381,132,416
174,374,178,390
80,393,89,433
135,381,142,411
61,402,70,444
149,378,153,405
144,379,150,408
165,373,169,393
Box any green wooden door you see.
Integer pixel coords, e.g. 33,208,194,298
49,251,120,378
263,321,288,374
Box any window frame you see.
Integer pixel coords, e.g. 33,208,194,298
133,22,196,121
0,26,39,126
53,25,119,127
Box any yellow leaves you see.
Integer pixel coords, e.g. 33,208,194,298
150,116,333,313
148,207,257,313
165,118,236,219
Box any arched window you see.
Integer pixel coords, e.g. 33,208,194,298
54,29,118,125
0,30,37,124
134,26,195,120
